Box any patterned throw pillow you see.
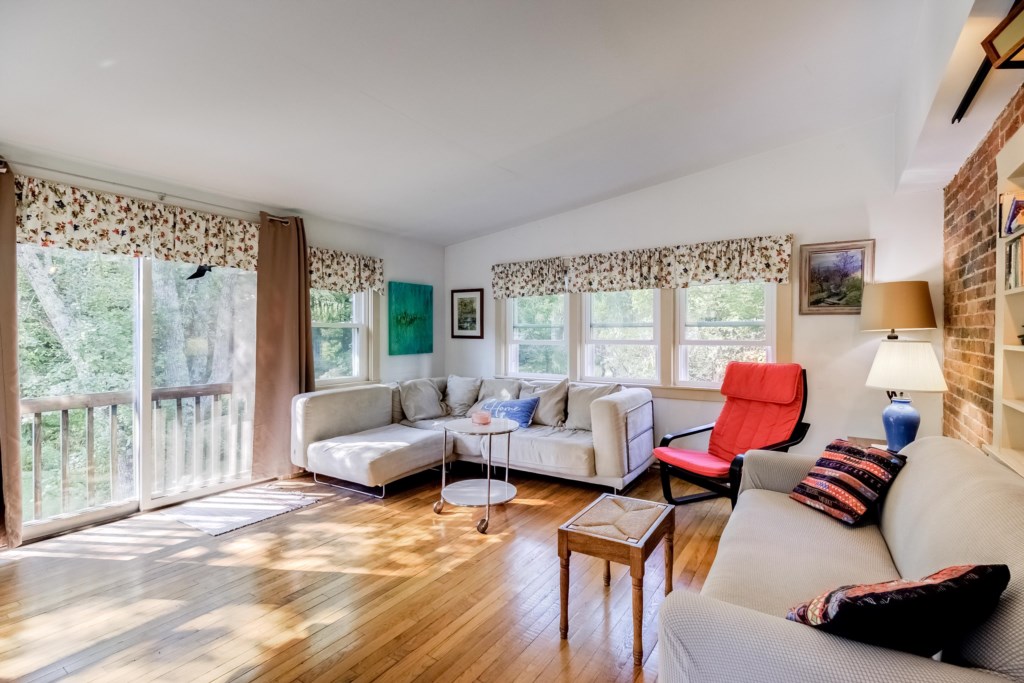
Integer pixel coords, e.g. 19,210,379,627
790,439,905,525
480,397,540,429
787,564,1011,657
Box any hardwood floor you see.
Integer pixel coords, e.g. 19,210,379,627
0,466,730,682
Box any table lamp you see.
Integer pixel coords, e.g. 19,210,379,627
862,281,946,452
865,340,948,451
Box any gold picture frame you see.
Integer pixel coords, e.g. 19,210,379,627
799,239,875,315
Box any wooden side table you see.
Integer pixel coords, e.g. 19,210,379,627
557,493,675,666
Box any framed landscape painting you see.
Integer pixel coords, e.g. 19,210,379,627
451,288,484,339
799,239,875,315
388,281,433,355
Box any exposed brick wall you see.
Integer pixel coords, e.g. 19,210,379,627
943,84,1024,447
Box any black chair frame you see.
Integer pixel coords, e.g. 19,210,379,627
659,369,809,508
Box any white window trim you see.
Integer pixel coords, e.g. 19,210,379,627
313,290,371,387
580,289,661,385
505,295,569,379
675,283,777,389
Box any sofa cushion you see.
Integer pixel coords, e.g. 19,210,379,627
880,437,1024,677
564,382,620,431
485,425,595,478
520,378,568,427
445,375,482,417
790,439,905,526
307,424,444,488
703,489,900,617
399,379,449,422
481,396,539,429
787,564,1011,658
470,378,521,414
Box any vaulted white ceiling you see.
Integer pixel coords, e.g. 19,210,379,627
2,1,930,244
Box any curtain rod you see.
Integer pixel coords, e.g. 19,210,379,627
1,158,293,222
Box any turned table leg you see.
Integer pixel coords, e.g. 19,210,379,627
603,560,611,587
664,516,674,596
631,556,645,666
559,532,570,640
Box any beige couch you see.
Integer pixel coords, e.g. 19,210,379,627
291,378,655,492
658,436,1024,682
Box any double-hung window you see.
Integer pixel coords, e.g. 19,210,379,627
507,294,568,377
311,289,368,384
677,283,775,387
583,289,659,383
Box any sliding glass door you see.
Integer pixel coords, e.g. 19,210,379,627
16,246,257,534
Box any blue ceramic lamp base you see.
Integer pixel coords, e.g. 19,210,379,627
882,396,919,453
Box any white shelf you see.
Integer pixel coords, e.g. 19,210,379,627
1003,398,1024,415
1005,345,1024,352
983,444,1024,478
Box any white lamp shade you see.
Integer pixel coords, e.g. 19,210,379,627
865,340,948,393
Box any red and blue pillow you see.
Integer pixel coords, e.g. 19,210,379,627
790,439,905,526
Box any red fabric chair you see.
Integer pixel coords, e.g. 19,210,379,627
654,362,809,507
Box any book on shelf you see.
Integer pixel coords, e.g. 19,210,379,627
1008,235,1024,290
1001,193,1024,237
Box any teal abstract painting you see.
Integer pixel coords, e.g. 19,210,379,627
388,281,433,355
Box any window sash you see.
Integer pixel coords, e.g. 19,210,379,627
506,295,568,378
582,290,660,382
312,291,369,384
676,284,776,388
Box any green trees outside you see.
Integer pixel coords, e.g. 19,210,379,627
511,294,567,375
16,246,256,520
587,290,656,380
682,283,768,383
311,289,357,379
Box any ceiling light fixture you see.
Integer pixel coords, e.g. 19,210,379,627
953,0,1024,123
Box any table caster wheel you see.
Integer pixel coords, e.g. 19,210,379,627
433,500,444,514
476,518,488,534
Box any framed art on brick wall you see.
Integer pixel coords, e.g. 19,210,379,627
799,239,875,315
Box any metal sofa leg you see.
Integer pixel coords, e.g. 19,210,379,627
313,472,385,499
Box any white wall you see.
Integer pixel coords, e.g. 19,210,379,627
303,216,446,383
444,117,945,452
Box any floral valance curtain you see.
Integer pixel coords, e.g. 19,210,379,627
491,257,568,299
491,234,792,298
308,247,385,294
567,247,672,293
672,234,792,287
14,175,259,270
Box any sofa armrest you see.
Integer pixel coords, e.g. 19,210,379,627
290,384,392,469
591,387,654,479
737,449,818,498
659,591,1003,683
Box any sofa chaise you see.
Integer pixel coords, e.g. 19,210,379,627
658,436,1024,682
291,376,655,494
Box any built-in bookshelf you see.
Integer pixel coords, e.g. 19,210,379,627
989,132,1024,476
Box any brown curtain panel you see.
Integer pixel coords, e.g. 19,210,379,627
0,165,22,547
252,212,314,480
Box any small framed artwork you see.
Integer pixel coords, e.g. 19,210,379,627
799,239,875,315
451,288,484,339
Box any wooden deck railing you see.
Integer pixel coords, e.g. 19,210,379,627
19,383,253,521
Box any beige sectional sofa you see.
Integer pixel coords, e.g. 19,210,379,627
291,376,655,493
658,436,1024,682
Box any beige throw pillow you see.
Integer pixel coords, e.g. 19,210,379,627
399,378,449,422
564,382,621,431
445,375,482,417
470,378,522,414
520,378,569,427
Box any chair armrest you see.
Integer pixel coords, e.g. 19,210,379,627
591,387,654,479
759,421,811,452
736,449,818,497
659,592,1003,683
659,423,716,448
290,384,392,469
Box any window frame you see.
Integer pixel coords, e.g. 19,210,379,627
505,294,569,379
311,290,371,387
581,289,661,385
675,282,777,389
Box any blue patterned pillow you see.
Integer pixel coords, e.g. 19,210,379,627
481,397,539,429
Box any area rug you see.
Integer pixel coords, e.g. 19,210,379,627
157,485,322,536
